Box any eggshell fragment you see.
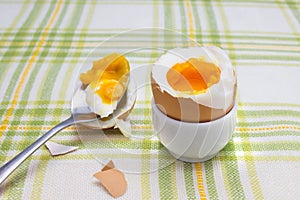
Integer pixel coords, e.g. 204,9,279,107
94,168,127,198
101,160,115,171
94,160,127,198
45,141,78,156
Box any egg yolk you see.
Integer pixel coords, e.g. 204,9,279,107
80,53,130,104
167,58,221,94
95,79,124,104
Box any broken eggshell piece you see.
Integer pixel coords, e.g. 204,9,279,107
94,160,127,198
45,141,78,156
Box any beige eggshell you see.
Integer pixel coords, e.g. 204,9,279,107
94,168,127,198
151,75,237,122
45,141,78,156
102,160,115,171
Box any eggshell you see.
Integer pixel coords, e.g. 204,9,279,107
94,168,127,198
151,75,237,123
102,160,115,171
45,141,78,156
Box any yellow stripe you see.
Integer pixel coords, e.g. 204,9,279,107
8,124,300,132
238,100,264,198
2,42,300,52
236,125,300,132
195,163,207,199
0,126,76,131
185,0,195,46
0,0,63,140
186,0,208,198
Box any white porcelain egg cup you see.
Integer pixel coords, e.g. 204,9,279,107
152,99,237,163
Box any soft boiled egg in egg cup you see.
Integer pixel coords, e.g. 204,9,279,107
151,46,237,162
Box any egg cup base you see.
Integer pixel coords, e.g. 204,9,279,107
152,99,237,163
168,151,217,163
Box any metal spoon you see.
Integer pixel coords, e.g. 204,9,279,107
0,88,99,184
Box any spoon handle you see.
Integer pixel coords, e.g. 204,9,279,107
0,116,75,185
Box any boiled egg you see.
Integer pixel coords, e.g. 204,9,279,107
151,46,237,122
80,53,130,118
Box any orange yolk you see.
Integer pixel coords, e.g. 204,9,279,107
80,53,129,104
95,79,124,104
167,58,221,94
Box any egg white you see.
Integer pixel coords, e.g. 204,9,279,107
85,84,119,118
152,46,236,111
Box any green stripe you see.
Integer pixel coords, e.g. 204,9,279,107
0,100,68,106
277,0,300,45
4,0,64,198
233,141,300,151
202,0,221,46
0,0,31,85
1,56,300,69
227,138,300,153
141,3,161,197
204,160,218,199
29,1,86,198
1,159,32,199
7,121,300,134
0,0,155,4
4,107,68,117
19,0,69,102
2,1,59,199
210,0,242,186
0,1,46,104
179,0,188,45
16,99,299,108
0,0,48,153
36,0,84,101
285,0,300,43
220,143,246,199
216,0,237,65
237,101,264,199
183,163,197,199
219,154,300,162
236,54,300,61
158,3,178,198
159,162,178,199
238,120,300,127
2,27,300,37
190,0,203,44
237,62,300,67
30,158,51,200
2,43,300,56
1,31,299,42
237,130,300,138
238,109,300,118
58,0,96,99
164,0,175,29
2,50,300,62
238,102,300,107
0,0,297,5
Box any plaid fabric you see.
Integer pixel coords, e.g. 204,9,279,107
1,0,300,199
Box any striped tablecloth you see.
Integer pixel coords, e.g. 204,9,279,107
1,1,300,199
